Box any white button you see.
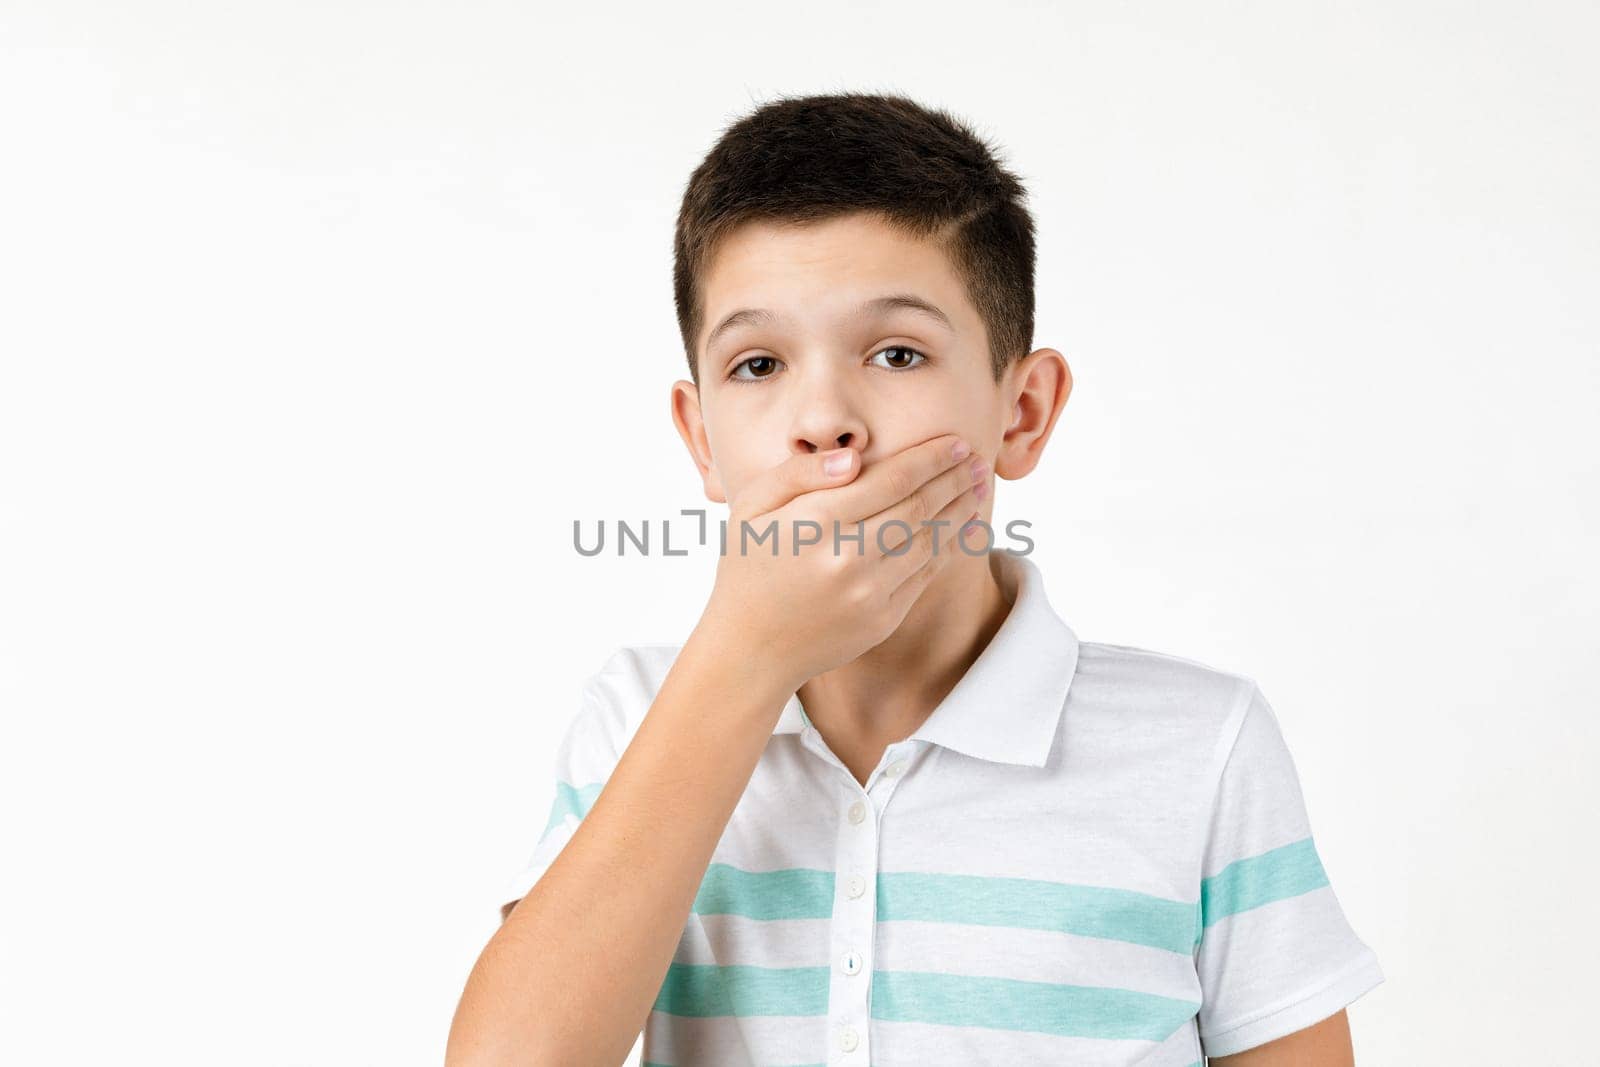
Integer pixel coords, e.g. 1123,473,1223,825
847,800,866,824
846,874,865,899
838,1024,859,1051
841,949,863,975
885,760,907,778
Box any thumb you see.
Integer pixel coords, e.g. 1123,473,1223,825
732,446,860,520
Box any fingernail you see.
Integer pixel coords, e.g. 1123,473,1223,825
951,439,971,461
823,449,852,476
970,457,988,483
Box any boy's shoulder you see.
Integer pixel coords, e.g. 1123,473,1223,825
569,641,689,732
541,645,686,772
584,642,687,703
1067,639,1264,750
1076,638,1256,696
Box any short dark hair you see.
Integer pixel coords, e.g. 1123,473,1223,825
673,91,1036,385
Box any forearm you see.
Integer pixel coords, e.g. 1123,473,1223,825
1208,1010,1355,1066
446,620,799,1067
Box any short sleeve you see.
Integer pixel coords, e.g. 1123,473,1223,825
497,663,627,919
1194,683,1384,1057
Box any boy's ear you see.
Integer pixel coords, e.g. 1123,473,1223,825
995,348,1072,481
670,379,727,503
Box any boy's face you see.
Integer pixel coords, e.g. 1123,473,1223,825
671,210,1067,508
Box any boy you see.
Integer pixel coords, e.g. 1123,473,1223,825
448,91,1383,1066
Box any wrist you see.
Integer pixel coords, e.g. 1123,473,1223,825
685,610,809,705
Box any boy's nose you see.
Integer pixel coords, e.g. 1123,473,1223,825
788,365,869,455
795,429,857,454
792,417,867,456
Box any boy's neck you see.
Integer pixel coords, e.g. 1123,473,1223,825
797,550,1013,759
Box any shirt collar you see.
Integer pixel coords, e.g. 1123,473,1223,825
771,549,1079,768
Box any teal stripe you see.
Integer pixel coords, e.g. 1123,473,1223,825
539,779,604,840
654,962,831,1017
693,863,835,919
652,963,1196,1041
872,969,1197,1040
682,863,1197,955
878,870,1199,954
1202,836,1328,927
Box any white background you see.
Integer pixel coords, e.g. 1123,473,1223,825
2,2,1595,1063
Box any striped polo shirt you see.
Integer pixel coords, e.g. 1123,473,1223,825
501,549,1383,1064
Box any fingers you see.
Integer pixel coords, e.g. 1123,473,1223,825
882,491,986,611
730,446,860,521
864,450,988,558
827,433,974,525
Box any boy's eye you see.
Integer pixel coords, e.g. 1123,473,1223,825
731,355,783,381
729,347,926,381
871,345,928,370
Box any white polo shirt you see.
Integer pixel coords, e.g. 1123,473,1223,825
502,549,1383,1065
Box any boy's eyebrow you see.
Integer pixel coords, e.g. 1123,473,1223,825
705,293,955,350
861,293,955,332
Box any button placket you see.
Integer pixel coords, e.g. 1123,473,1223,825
804,729,923,1065
830,779,878,1065
866,742,919,803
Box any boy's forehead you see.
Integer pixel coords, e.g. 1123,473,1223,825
699,213,979,344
